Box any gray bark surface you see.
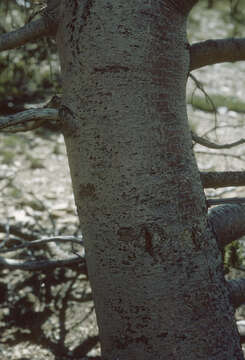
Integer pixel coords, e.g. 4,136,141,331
56,1,243,359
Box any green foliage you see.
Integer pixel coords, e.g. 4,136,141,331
0,149,15,165
188,93,245,113
9,187,22,199
26,154,44,169
0,134,25,164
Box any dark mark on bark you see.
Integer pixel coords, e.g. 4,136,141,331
79,0,94,33
144,228,154,258
79,183,96,199
94,65,130,74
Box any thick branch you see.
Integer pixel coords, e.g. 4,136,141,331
0,18,56,52
0,108,58,132
190,38,245,71
201,171,245,189
227,279,245,309
208,204,245,249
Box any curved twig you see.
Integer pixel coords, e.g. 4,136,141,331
192,131,245,149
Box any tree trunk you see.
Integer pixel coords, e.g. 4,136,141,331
56,1,243,359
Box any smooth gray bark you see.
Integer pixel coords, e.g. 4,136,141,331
56,1,243,359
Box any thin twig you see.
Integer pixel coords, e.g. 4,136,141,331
207,197,245,207
0,254,86,271
192,131,245,149
0,235,83,253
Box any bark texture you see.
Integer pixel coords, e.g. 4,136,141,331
57,1,243,359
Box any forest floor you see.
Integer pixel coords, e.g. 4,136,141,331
0,129,100,359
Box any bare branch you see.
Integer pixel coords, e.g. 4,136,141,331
0,235,83,253
0,254,86,271
196,151,245,162
190,38,245,71
0,108,58,132
0,0,61,52
208,204,245,249
201,171,245,189
207,198,245,207
227,279,245,309
0,222,37,241
0,18,56,52
192,131,245,149
0,223,85,271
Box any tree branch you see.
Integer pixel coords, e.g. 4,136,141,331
0,225,85,271
192,131,245,149
0,108,58,132
208,204,245,249
227,279,245,309
0,235,83,253
190,38,245,71
0,0,61,52
201,171,245,189
207,198,245,207
0,18,56,52
0,254,86,271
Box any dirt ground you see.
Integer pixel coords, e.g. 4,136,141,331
0,129,100,359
